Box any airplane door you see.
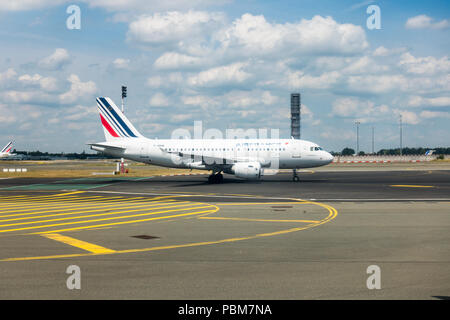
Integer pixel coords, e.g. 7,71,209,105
291,144,301,158
139,143,151,162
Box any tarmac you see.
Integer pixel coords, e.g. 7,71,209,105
0,163,449,299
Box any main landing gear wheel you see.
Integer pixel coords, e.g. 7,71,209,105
208,172,224,184
292,169,300,182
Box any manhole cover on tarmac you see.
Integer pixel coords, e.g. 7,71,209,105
131,235,160,240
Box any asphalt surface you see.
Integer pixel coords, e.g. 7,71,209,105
0,168,449,299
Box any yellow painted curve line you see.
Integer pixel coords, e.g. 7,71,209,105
390,185,434,188
198,217,319,223
0,199,338,262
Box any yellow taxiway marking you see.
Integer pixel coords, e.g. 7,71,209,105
31,208,218,235
0,200,180,222
0,191,85,201
0,200,337,262
390,185,434,188
0,196,132,211
0,204,213,233
42,233,115,254
0,199,176,219
198,217,320,223
214,201,308,206
0,195,118,207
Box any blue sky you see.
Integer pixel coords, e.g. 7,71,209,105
0,0,449,153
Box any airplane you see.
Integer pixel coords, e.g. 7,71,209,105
88,97,334,183
0,141,16,158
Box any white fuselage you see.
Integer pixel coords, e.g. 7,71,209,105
0,152,15,158
93,137,334,170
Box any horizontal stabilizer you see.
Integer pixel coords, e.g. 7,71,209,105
87,143,126,153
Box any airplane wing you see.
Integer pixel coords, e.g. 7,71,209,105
159,148,271,169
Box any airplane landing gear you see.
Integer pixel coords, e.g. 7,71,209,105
292,169,300,182
208,172,224,184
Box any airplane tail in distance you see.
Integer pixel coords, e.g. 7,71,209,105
1,141,12,154
96,97,143,141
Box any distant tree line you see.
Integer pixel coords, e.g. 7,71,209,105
331,147,450,156
12,150,116,159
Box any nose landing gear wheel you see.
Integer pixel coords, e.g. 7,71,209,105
292,169,300,182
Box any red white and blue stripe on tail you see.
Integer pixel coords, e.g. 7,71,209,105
1,141,12,154
96,97,142,140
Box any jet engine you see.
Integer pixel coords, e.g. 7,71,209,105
231,162,262,180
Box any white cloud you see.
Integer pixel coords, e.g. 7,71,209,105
346,74,408,94
38,48,70,71
218,14,368,57
332,97,390,122
407,95,450,108
0,68,17,86
64,105,97,121
286,70,340,89
188,62,251,87
128,12,368,61
1,90,54,105
18,74,59,92
127,11,225,47
87,0,225,13
0,0,226,12
149,92,170,107
146,76,163,88
154,52,202,70
420,110,450,119
405,15,449,30
0,103,18,123
223,90,279,108
181,94,219,110
59,74,97,104
112,58,130,69
146,73,184,88
394,109,420,125
170,114,192,123
0,0,68,11
373,46,407,57
399,52,450,75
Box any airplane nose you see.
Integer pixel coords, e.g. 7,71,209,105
325,152,334,163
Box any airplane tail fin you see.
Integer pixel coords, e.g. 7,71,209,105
96,97,143,141
1,141,12,154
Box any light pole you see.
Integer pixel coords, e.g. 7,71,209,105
355,121,361,155
371,126,374,154
121,85,127,112
120,85,127,173
399,115,403,156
